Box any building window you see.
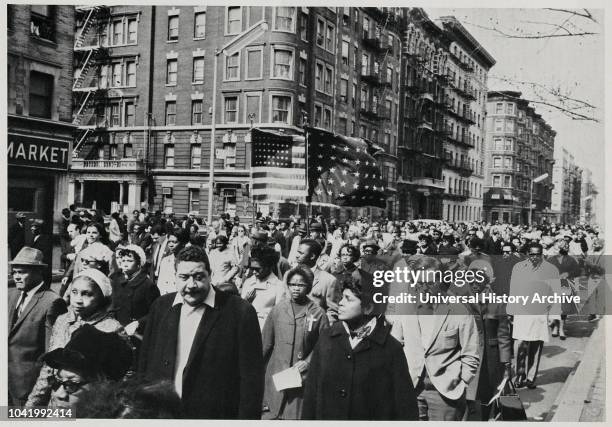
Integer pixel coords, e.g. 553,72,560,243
351,120,356,136
246,48,263,80
126,61,136,86
506,119,515,132
245,93,261,123
360,125,366,138
493,175,501,186
110,145,118,160
162,188,173,210
325,23,335,52
504,175,511,187
192,100,203,124
128,18,138,44
166,59,178,85
194,11,206,38
226,6,242,35
316,18,325,46
222,189,237,214
339,117,347,135
362,16,370,38
360,86,368,109
504,157,512,168
272,48,293,79
352,83,356,108
315,62,323,92
271,95,291,123
493,157,501,168
193,57,205,83
495,119,503,131
110,103,120,127
314,104,322,127
225,53,240,81
339,78,348,102
224,96,238,123
191,145,202,168
274,7,296,32
189,189,200,212
341,40,349,66
124,143,133,158
324,65,333,94
28,71,53,119
164,146,175,168
494,138,503,150
112,63,122,87
168,16,179,41
386,66,393,85
506,103,514,114
124,101,135,126
165,101,176,125
323,106,332,130
361,53,369,74
495,102,503,114
112,20,124,45
299,12,308,40
353,9,359,32
504,138,513,151
298,57,306,85
30,5,55,41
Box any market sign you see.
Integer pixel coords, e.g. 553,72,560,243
7,133,70,171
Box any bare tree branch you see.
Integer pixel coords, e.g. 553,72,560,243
462,20,597,38
544,8,598,23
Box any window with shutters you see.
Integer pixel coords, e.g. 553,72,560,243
191,100,203,124
193,57,205,83
165,101,176,125
28,71,53,119
272,48,293,80
246,47,263,80
168,16,179,41
194,12,206,38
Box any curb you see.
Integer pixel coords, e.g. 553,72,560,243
549,321,605,421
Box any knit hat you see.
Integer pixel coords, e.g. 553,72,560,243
118,244,147,266
74,268,112,298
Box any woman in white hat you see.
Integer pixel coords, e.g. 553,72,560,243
26,269,125,407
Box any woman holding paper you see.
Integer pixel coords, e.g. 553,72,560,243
261,266,329,420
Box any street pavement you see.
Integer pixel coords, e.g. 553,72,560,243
516,317,599,421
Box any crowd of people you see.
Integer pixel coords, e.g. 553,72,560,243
7,206,606,420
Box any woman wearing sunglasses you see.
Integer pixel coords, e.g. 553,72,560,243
25,269,127,407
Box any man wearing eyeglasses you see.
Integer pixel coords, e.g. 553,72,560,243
508,242,560,389
139,245,264,419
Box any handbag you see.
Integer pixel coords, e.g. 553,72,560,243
489,377,528,421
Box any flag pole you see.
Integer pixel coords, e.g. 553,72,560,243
304,120,311,234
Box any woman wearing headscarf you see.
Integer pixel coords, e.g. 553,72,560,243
26,269,126,407
261,266,329,419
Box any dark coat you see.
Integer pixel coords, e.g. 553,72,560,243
8,221,26,259
302,318,419,420
110,269,160,333
138,289,264,419
31,234,53,278
8,284,67,405
262,299,328,419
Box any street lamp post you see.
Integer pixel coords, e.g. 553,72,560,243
207,20,268,225
529,173,549,225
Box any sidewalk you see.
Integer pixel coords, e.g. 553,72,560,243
579,360,605,421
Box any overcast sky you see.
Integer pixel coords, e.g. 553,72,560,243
426,8,604,196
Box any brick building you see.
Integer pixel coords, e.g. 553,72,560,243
396,10,494,221
485,91,555,224
7,5,76,247
551,147,582,224
70,6,404,221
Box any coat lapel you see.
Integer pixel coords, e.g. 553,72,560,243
424,305,450,354
11,287,46,333
161,302,182,372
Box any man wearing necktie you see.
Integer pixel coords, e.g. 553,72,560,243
8,247,67,406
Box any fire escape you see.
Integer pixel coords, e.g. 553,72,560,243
72,5,111,157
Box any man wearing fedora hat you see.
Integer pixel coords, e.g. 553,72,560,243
8,247,67,406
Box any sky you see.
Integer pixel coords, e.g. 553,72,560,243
426,8,605,198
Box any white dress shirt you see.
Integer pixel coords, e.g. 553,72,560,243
172,286,216,397
16,282,45,315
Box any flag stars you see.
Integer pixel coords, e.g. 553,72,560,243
340,181,346,187
327,178,334,184
342,170,348,175
316,189,323,195
317,166,323,171
353,183,359,189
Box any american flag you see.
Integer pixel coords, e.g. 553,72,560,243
306,127,387,208
251,128,306,203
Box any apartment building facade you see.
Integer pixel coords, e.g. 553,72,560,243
485,91,555,224
70,6,403,220
8,5,76,239
551,147,582,224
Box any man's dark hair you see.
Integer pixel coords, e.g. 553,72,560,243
175,245,211,274
298,238,323,259
250,244,279,269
